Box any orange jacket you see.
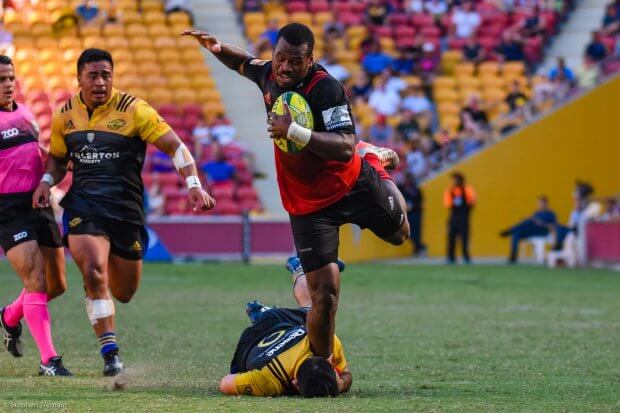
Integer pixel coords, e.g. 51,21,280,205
444,185,477,209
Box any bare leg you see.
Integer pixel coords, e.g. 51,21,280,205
40,247,67,300
293,273,312,307
6,241,47,293
68,234,114,337
380,179,411,246
305,263,340,358
108,255,142,304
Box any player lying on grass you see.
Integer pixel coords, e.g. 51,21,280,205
0,55,72,376
219,257,352,397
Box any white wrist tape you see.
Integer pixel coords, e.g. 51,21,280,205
186,175,202,189
287,122,312,148
85,298,115,325
172,143,195,170
40,173,54,186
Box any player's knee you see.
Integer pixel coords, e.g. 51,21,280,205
385,224,410,246
111,288,136,304
47,279,67,300
82,264,107,292
311,287,339,315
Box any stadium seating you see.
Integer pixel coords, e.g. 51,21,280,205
236,0,574,180
5,0,262,216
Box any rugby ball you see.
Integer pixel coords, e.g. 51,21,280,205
272,91,314,154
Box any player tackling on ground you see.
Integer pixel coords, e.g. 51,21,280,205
220,258,352,397
184,23,409,360
0,55,72,376
32,49,215,376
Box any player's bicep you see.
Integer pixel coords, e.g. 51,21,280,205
134,100,172,144
310,78,355,134
240,58,270,86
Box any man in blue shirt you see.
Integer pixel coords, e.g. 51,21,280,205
500,196,557,263
362,42,393,76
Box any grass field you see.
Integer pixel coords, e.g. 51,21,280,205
0,262,619,412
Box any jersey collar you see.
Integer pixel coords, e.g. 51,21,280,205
76,88,120,112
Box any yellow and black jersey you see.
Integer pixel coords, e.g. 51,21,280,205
50,88,171,224
233,334,347,397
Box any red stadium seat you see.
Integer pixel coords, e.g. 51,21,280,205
236,185,258,201
375,26,393,38
182,103,203,118
239,198,262,212
387,13,411,27
394,26,415,39
211,182,235,200
338,12,363,26
411,13,434,28
308,1,330,13
212,199,242,215
286,2,307,13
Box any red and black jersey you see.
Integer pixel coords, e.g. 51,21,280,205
241,59,361,215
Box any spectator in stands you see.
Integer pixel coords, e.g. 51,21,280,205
396,110,421,142
368,77,401,116
366,0,390,26
319,50,350,82
425,0,448,17
505,80,528,112
462,35,485,64
419,42,439,74
585,31,607,62
500,196,557,263
444,172,476,264
401,85,432,123
146,175,166,219
398,172,427,255
407,0,424,13
515,4,547,38
459,94,488,131
600,4,620,36
548,57,575,83
192,117,211,161
369,115,394,144
362,41,393,76
405,138,427,178
392,48,416,75
496,31,525,62
150,150,176,173
350,70,373,99
599,197,620,221
165,0,194,25
75,0,100,25
380,68,407,96
210,114,237,146
103,0,120,25
575,57,600,88
201,144,236,185
254,19,279,56
451,1,481,39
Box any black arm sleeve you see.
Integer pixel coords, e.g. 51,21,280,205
306,77,356,134
240,58,272,91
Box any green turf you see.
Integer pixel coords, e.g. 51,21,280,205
0,262,619,412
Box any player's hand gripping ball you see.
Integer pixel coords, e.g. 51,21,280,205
270,91,314,154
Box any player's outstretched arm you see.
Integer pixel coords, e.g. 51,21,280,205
153,131,216,212
181,29,254,74
32,155,68,209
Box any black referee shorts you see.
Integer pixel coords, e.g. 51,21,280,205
290,160,405,273
0,207,62,254
62,209,148,261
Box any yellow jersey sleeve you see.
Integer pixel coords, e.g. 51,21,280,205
133,100,171,144
331,335,348,373
233,369,282,396
49,111,67,158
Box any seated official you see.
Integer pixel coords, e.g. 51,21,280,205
501,196,557,263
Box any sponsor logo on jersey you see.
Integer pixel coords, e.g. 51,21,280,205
30,119,40,134
1,127,19,139
258,330,286,348
68,217,83,228
129,241,142,252
265,327,305,357
321,105,352,131
13,231,28,242
87,132,95,143
71,145,120,164
107,119,126,130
